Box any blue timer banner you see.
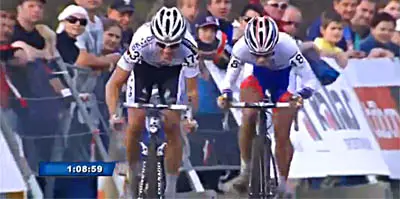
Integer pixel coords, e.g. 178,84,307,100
39,162,116,176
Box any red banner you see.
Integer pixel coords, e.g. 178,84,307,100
355,87,400,150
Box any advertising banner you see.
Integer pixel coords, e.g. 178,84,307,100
343,58,400,179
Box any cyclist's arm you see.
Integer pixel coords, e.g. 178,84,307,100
106,50,138,117
289,51,318,98
183,54,200,111
221,56,244,91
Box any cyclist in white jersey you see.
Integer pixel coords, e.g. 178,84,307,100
106,7,199,198
218,16,317,196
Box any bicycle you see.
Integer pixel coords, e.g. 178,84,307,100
123,102,193,199
223,97,299,199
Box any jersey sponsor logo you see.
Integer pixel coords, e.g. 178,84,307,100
131,36,154,50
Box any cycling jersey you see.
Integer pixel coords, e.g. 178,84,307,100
117,23,200,105
117,22,200,78
221,32,317,99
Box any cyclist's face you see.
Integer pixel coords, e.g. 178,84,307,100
158,43,179,62
254,52,274,65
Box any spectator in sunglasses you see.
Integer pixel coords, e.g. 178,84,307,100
261,0,289,20
281,5,302,38
232,4,263,44
56,5,88,64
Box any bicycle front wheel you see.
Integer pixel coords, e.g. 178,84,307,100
146,136,165,198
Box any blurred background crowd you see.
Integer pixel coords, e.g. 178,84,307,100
0,0,399,198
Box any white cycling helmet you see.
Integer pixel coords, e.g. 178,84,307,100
244,16,279,55
150,6,186,43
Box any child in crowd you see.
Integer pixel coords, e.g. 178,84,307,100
194,15,231,114
195,15,231,70
360,12,399,57
314,11,351,68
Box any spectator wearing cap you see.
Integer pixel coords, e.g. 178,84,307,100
56,5,88,64
194,14,229,114
392,19,400,46
232,4,264,44
106,0,135,51
74,0,119,71
350,0,376,50
307,0,359,51
360,12,399,57
177,0,200,35
206,0,234,45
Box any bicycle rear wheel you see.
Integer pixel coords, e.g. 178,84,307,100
145,136,165,199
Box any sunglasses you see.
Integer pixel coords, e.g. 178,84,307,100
156,41,180,49
267,2,288,10
251,50,275,57
283,20,300,28
65,16,88,26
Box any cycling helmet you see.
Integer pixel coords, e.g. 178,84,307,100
150,6,186,43
244,16,279,55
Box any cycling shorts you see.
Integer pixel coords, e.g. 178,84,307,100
240,66,293,103
125,61,185,106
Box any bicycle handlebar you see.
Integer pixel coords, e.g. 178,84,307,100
123,103,190,111
222,101,300,131
228,102,291,109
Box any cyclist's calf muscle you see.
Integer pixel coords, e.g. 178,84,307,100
239,86,262,163
273,107,296,180
126,108,146,166
162,110,183,175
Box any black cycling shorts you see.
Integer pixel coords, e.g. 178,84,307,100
125,61,183,105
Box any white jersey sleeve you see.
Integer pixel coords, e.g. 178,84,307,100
221,38,247,91
117,23,152,71
284,36,318,92
181,31,200,78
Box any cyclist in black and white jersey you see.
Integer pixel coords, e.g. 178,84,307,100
106,6,199,197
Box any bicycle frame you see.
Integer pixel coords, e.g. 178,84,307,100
228,101,296,198
123,103,191,198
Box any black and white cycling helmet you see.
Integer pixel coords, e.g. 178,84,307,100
150,6,186,43
244,16,279,55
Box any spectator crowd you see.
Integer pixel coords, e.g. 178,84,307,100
0,0,399,198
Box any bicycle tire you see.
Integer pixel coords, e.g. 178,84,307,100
146,135,164,198
249,135,265,199
263,137,272,199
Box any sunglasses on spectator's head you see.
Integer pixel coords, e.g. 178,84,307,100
267,2,288,10
65,16,88,26
156,41,180,49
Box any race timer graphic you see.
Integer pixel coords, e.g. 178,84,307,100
39,162,116,176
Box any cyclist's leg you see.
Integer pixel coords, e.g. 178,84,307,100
239,75,263,175
125,62,154,192
270,67,296,194
224,75,263,193
157,65,183,197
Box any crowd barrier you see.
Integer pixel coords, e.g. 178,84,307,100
1,57,399,198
